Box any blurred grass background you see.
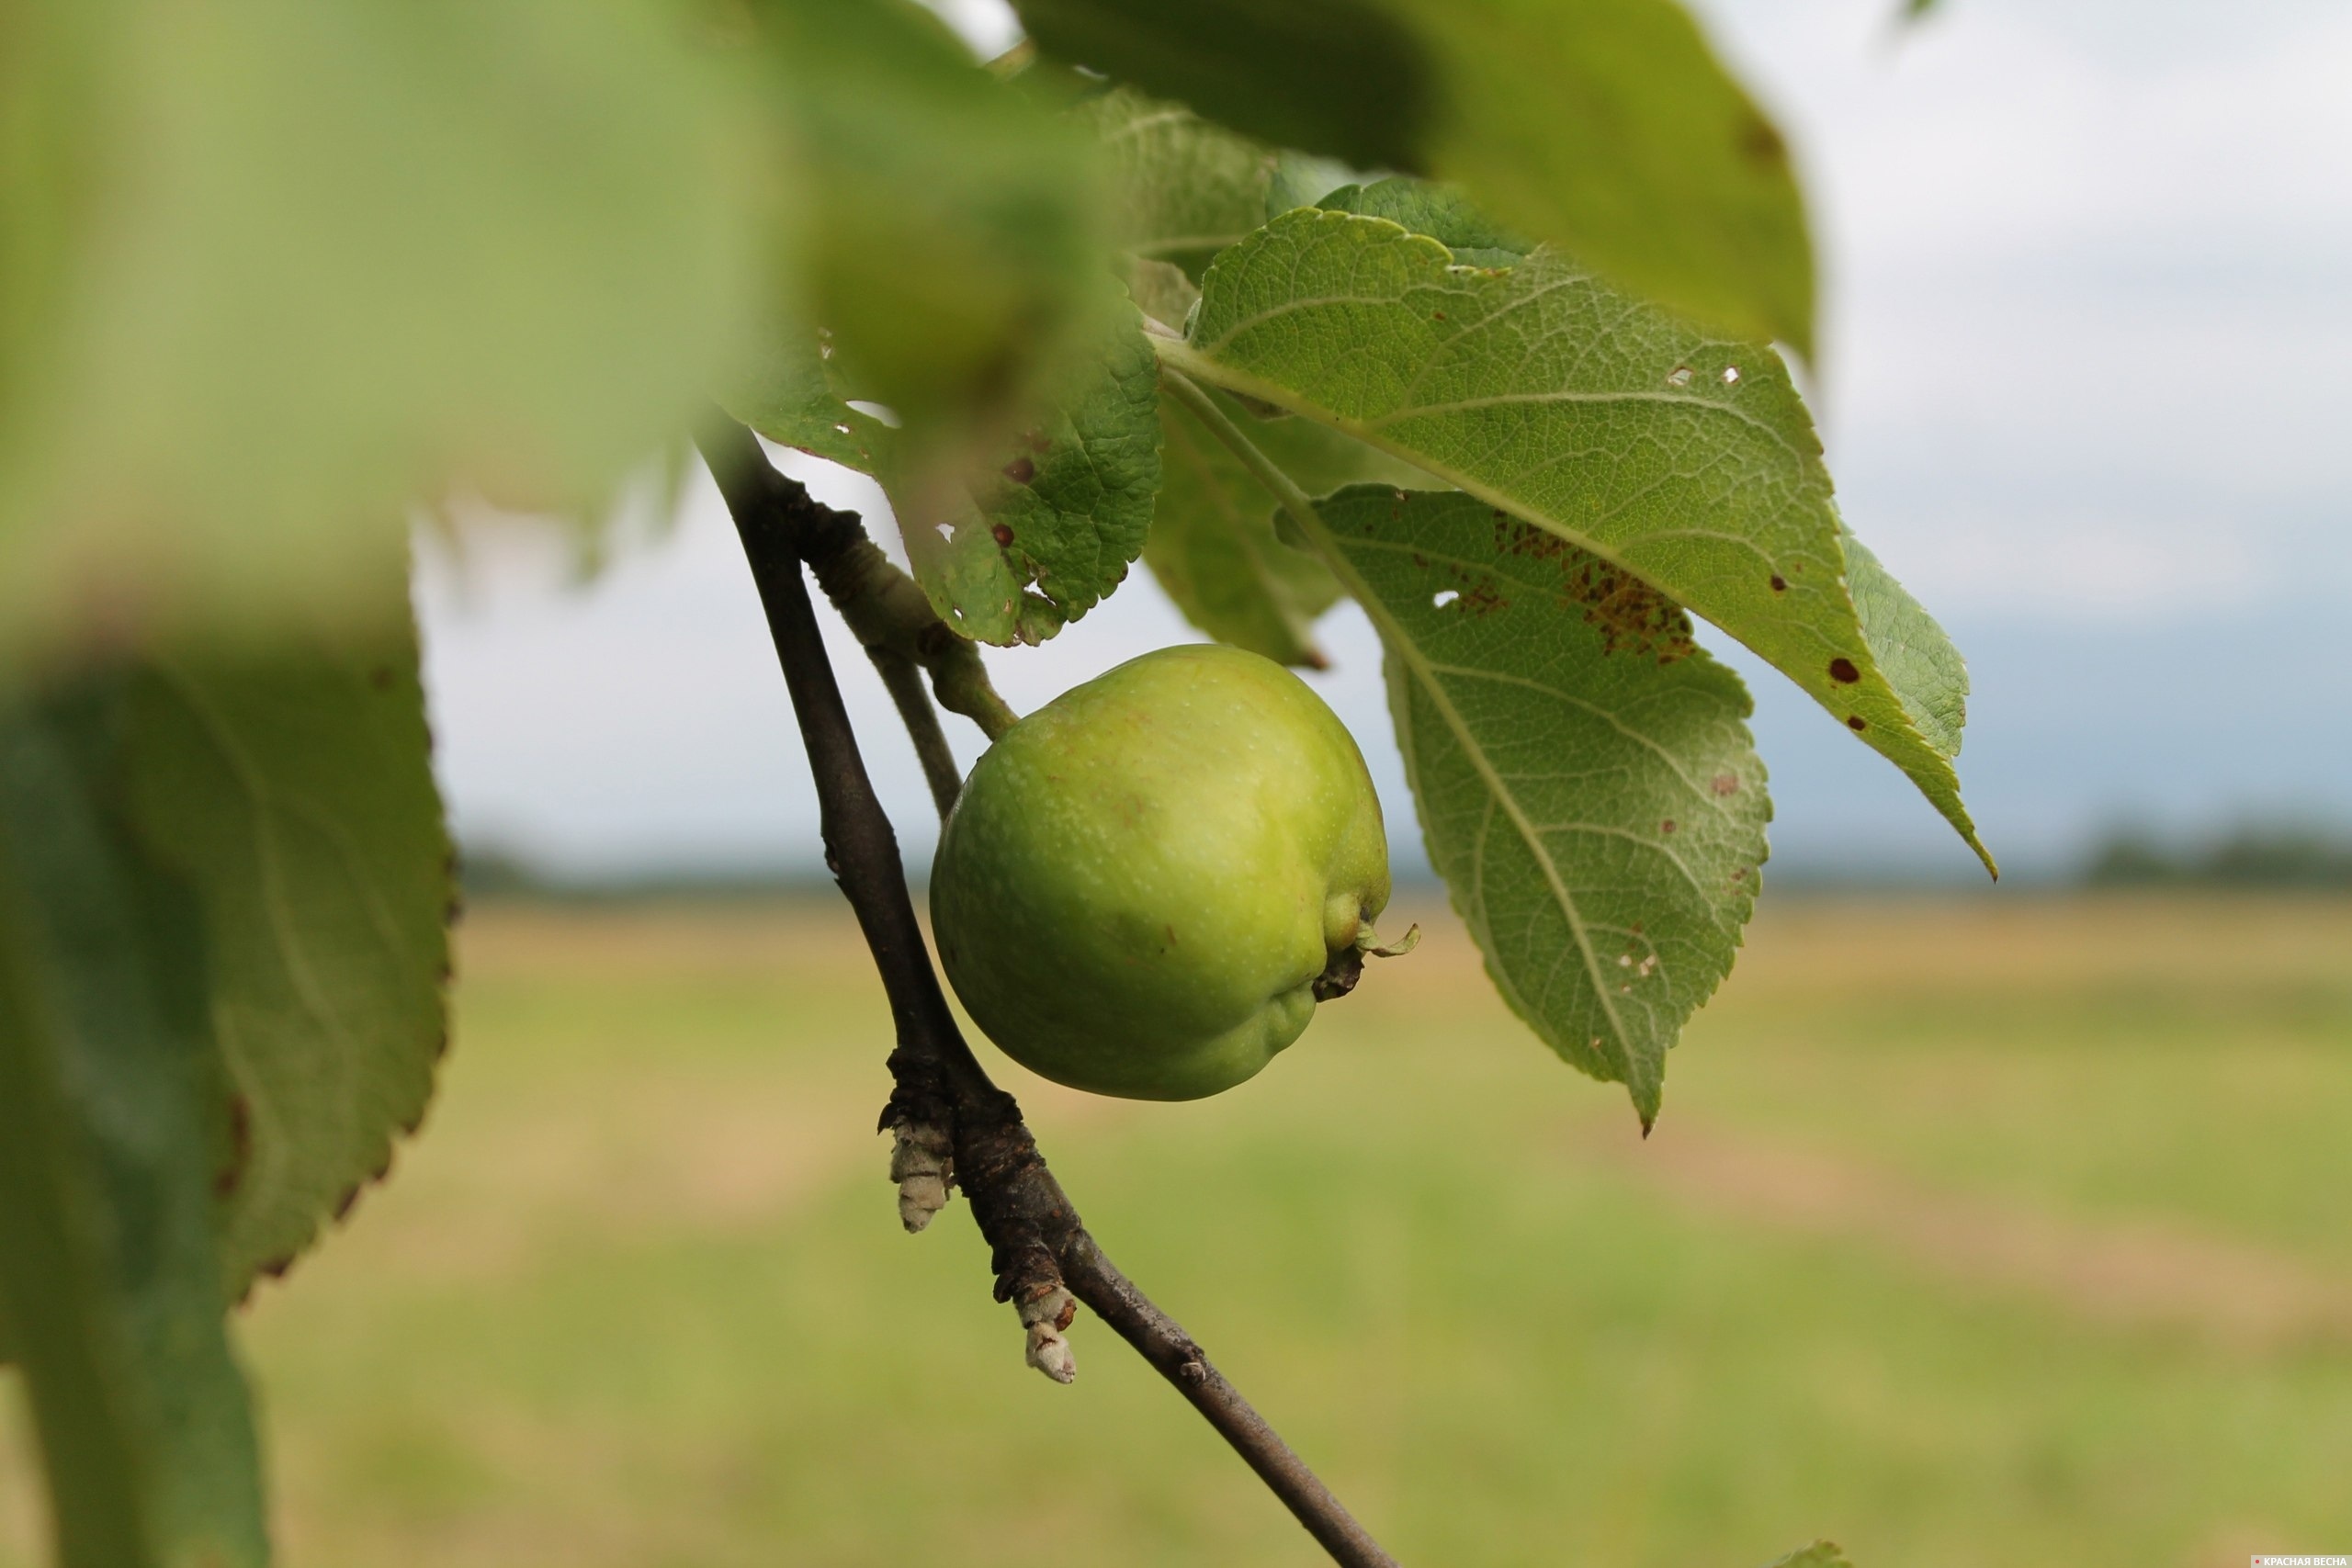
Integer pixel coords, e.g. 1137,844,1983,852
5,891,2350,1566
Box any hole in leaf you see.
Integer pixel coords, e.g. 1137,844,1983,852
934,523,955,540
1721,366,1742,386
1431,590,1460,608
1666,366,1694,388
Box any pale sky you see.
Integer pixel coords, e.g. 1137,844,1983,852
418,0,2352,883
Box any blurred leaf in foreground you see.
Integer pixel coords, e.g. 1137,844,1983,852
1010,0,1815,350
753,0,1107,451
125,614,454,1296
0,682,271,1568
0,0,765,670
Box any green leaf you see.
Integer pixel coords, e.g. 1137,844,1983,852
1311,485,1768,1125
1009,0,1434,175
0,0,764,671
755,0,1106,443
902,302,1164,644
1149,385,1424,666
1006,0,1815,351
1405,0,1815,355
1077,87,1275,282
1841,528,1968,761
0,682,270,1568
1266,151,1362,220
1765,1543,1855,1568
720,330,899,476
123,619,454,1293
1320,178,1532,268
1167,209,1989,871
732,299,1165,648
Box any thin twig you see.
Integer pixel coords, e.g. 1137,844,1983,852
868,650,963,820
695,420,1402,1568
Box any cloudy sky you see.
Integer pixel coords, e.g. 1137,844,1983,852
418,0,2352,884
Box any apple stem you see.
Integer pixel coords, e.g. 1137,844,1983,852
699,418,1405,1568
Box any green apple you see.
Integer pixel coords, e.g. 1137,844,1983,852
931,643,1391,1100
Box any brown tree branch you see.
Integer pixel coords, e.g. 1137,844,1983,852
790,495,1020,745
695,420,1403,1568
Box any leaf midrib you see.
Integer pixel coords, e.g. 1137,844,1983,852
1304,513,1643,1094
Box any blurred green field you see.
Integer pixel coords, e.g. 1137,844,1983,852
6,892,2351,1566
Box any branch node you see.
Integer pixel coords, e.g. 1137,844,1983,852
1020,1285,1080,1383
886,1119,956,1233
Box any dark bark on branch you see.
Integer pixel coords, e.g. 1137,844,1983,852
695,420,1402,1568
792,493,1020,745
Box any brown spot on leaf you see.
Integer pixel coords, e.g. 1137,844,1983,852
1014,428,1052,454
1661,819,1678,835
1769,574,1788,593
261,1254,296,1280
213,1095,253,1198
332,1185,362,1222
1847,716,1868,731
1001,457,1036,485
1710,773,1741,796
1459,579,1509,616
990,523,1015,547
368,666,395,691
1738,113,1788,167
1829,657,1860,684
1493,517,1694,660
